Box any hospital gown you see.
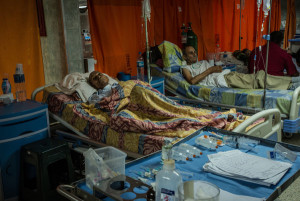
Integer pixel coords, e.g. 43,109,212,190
180,60,231,87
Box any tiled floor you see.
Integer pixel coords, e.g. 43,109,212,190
276,134,300,201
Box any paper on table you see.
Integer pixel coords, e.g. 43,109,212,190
204,150,292,186
219,188,265,201
203,162,288,186
208,150,291,180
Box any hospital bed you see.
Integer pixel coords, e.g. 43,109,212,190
151,65,300,137
32,80,282,158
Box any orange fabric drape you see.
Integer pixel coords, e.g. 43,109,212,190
88,0,145,77
284,0,296,49
0,0,45,100
88,0,282,76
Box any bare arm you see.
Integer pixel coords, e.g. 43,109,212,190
182,66,223,85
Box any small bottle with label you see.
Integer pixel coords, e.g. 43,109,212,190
2,73,11,94
137,52,144,81
155,159,182,201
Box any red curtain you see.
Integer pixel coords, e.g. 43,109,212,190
88,0,281,76
283,0,296,49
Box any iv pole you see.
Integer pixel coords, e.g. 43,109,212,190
142,0,152,83
262,0,273,109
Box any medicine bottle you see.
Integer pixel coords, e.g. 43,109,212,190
13,63,27,102
2,73,11,94
137,52,144,81
155,159,182,201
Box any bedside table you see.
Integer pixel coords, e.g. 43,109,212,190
0,100,50,201
133,76,165,95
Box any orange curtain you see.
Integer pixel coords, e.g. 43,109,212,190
0,0,45,100
88,0,282,76
88,0,145,78
283,0,296,49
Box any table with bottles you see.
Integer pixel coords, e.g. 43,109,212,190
124,127,300,201
57,127,300,201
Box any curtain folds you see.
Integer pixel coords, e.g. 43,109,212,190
88,0,282,77
0,0,45,100
283,0,296,49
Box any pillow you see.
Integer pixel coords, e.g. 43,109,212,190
158,41,183,73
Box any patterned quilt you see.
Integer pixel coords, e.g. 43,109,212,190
44,81,254,155
151,65,300,116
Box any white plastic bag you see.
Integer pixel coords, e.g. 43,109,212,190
83,148,117,189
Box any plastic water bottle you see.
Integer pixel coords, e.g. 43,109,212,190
172,149,189,161
195,135,221,150
179,143,203,157
13,63,27,102
2,73,11,94
173,146,194,158
137,52,144,81
215,44,221,62
155,159,182,201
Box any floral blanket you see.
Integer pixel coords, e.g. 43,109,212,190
44,80,253,155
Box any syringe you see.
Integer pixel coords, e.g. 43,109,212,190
179,143,203,157
172,149,189,161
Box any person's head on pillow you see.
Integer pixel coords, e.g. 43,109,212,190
183,45,198,65
89,71,109,90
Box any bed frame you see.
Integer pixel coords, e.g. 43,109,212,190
31,84,282,159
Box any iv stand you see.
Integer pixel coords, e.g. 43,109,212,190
262,0,273,109
144,15,151,84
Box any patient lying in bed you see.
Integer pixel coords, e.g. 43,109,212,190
181,46,300,90
45,71,266,155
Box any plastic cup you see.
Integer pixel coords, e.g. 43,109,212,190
178,180,220,201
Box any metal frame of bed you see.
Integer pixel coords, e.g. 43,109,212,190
31,83,283,159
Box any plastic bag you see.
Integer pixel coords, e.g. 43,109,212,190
83,148,117,189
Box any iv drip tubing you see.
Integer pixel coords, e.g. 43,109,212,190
263,0,273,110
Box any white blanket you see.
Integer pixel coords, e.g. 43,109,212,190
55,72,96,102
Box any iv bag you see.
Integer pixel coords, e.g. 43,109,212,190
257,0,262,9
263,0,270,15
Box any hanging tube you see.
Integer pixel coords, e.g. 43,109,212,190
263,0,273,109
145,17,151,84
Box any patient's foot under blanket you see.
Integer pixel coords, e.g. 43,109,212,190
77,80,248,138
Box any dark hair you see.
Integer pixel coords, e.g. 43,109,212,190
296,48,300,64
182,45,194,56
270,31,284,45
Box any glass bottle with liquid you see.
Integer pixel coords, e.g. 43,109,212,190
155,159,182,201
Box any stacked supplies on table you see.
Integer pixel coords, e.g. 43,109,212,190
203,150,292,186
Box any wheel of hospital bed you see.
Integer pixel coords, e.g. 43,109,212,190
283,132,293,139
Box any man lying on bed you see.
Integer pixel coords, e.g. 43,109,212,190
181,45,300,90
81,70,253,138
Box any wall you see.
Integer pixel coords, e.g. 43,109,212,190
41,0,84,84
40,0,67,84
61,0,84,74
